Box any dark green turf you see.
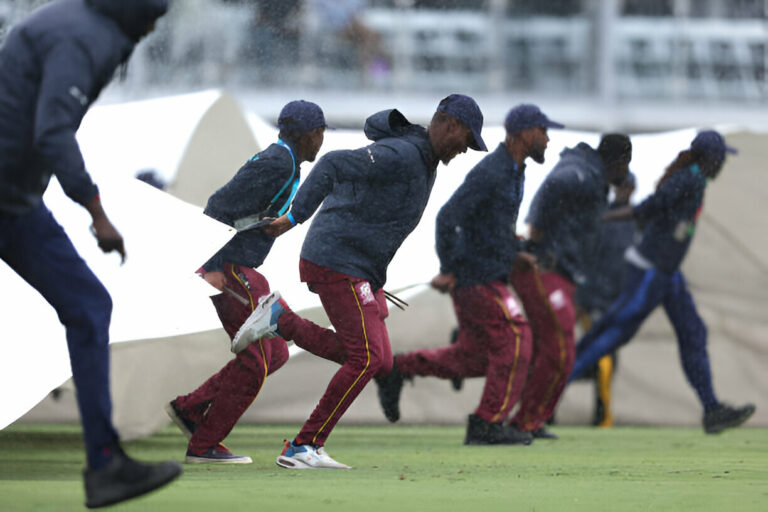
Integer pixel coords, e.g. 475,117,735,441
1,424,766,511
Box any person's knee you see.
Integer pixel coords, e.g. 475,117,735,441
373,351,393,375
60,282,112,333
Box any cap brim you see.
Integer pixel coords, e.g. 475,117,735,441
470,128,488,152
545,120,565,129
725,145,737,154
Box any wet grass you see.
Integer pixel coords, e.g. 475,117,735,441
1,424,766,511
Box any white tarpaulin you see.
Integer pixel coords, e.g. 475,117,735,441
12,92,765,437
0,91,239,430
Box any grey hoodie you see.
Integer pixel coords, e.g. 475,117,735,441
526,142,609,284
290,109,439,290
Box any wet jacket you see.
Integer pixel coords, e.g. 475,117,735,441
0,0,168,216
290,109,439,290
633,165,706,274
202,140,301,272
436,143,525,288
575,200,639,312
526,142,608,284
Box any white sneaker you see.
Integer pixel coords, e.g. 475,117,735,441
231,291,284,353
275,440,351,470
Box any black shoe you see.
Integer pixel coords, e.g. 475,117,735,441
504,424,535,445
531,427,559,440
449,328,464,391
703,402,756,434
375,360,405,423
84,448,182,508
465,414,532,446
164,399,198,439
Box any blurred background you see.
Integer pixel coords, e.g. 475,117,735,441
2,0,767,131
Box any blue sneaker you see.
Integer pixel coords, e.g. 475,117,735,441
231,291,287,353
275,440,351,469
185,444,252,464
164,400,197,440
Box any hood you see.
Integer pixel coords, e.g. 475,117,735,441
363,109,415,142
559,142,604,180
87,0,168,41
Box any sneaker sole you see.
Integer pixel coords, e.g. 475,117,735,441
164,402,193,440
275,455,350,470
185,455,252,464
231,291,280,354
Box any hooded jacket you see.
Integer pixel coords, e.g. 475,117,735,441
0,0,168,216
526,142,609,284
290,109,439,290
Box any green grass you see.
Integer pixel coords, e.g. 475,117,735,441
1,424,766,511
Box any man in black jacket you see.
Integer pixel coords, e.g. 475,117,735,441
241,94,487,469
0,1,180,507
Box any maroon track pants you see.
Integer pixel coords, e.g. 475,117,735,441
175,264,290,454
509,270,576,431
277,258,392,446
397,281,533,423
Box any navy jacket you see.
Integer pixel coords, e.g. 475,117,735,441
436,143,524,288
202,140,301,272
0,0,167,216
290,109,439,290
575,200,639,312
633,165,706,274
526,142,608,284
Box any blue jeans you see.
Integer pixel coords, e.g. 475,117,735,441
0,204,118,467
570,263,717,410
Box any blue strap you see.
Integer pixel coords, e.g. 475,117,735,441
271,139,297,202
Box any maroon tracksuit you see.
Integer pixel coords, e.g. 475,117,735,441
397,281,532,423
276,258,392,446
509,270,576,431
175,264,290,454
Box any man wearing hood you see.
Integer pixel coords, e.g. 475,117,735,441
505,134,632,440
0,0,181,508
239,94,487,469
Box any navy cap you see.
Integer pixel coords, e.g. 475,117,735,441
437,94,487,151
504,104,564,134
277,100,331,132
691,130,737,162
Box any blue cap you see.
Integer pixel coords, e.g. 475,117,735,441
504,104,564,134
277,100,331,132
691,130,737,162
437,94,487,151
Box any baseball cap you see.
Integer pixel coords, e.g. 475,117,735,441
277,100,331,132
690,130,737,162
504,104,565,134
436,94,487,151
